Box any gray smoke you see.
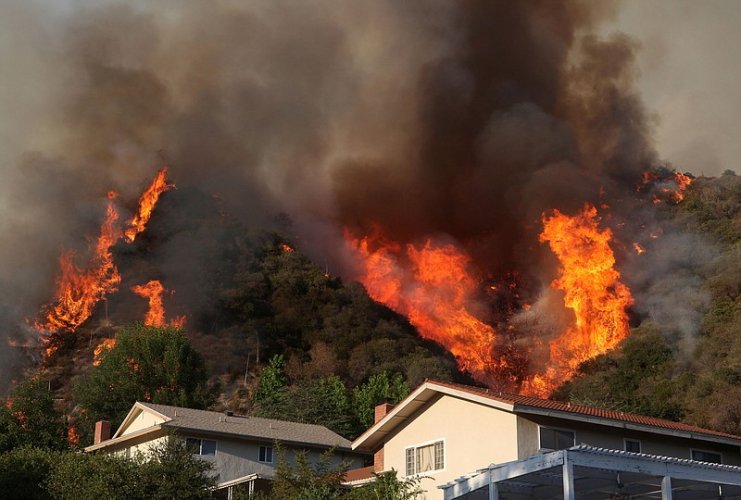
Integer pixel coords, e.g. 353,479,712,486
0,0,715,388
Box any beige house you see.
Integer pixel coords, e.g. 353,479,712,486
351,380,741,499
86,402,368,497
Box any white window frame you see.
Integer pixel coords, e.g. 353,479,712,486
537,425,575,452
186,437,218,457
404,438,446,477
624,438,641,453
690,448,722,464
258,445,274,464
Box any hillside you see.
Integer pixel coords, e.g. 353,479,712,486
556,172,741,434
35,187,462,440
27,172,741,442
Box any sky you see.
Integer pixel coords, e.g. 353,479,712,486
607,0,741,176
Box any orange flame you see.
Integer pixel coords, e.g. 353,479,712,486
123,167,174,243
523,204,633,396
673,172,692,202
36,193,121,334
67,426,80,447
640,170,692,204
131,279,185,328
346,234,502,382
93,338,117,366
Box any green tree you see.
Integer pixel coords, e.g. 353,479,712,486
74,324,214,438
347,470,425,500
252,354,290,416
47,452,145,500
0,378,68,452
139,435,217,499
352,372,409,430
264,445,348,500
0,446,59,499
47,436,216,499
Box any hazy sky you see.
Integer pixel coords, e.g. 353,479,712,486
1,0,739,180
608,0,741,176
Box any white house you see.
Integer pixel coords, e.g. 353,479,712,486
351,380,741,499
85,401,368,497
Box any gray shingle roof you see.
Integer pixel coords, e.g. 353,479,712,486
139,402,353,450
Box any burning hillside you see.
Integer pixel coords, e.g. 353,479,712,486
0,1,718,403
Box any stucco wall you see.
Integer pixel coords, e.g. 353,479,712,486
203,436,365,483
381,394,519,500
120,409,165,436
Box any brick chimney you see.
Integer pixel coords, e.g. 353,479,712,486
373,403,393,471
374,402,393,423
94,420,111,445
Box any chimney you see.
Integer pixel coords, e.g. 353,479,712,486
94,420,111,445
374,402,393,423
373,403,393,471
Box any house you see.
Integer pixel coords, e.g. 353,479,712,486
351,380,741,499
85,401,368,497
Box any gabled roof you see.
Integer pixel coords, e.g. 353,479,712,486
87,401,356,453
352,380,741,451
143,402,354,450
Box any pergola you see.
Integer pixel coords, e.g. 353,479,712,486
439,446,741,500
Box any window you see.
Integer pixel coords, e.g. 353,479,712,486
624,439,641,453
538,427,575,451
186,438,217,456
259,445,274,463
691,449,721,464
404,440,444,476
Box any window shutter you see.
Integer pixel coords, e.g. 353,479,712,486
405,448,415,476
434,441,444,470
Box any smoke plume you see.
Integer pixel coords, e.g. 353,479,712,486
0,0,713,387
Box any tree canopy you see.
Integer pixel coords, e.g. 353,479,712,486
74,324,215,440
0,378,68,453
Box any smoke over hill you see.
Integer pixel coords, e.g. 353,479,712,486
0,1,715,394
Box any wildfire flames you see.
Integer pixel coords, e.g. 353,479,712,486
131,280,185,328
640,171,693,204
522,205,633,396
347,203,634,396
36,192,122,333
123,167,174,243
347,235,502,383
93,338,117,366
34,168,176,354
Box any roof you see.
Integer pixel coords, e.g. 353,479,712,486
343,465,376,485
440,445,741,499
353,380,741,450
143,402,354,450
86,401,355,452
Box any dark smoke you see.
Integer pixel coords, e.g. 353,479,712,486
0,0,711,388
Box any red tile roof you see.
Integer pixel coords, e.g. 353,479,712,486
343,465,375,483
428,379,741,442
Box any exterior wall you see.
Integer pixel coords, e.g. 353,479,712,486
120,409,165,436
206,435,362,483
381,394,519,500
517,414,741,466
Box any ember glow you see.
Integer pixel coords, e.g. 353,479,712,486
93,338,116,366
639,170,693,204
673,172,692,202
346,234,504,383
36,192,122,333
123,167,174,243
131,279,185,328
522,205,633,396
